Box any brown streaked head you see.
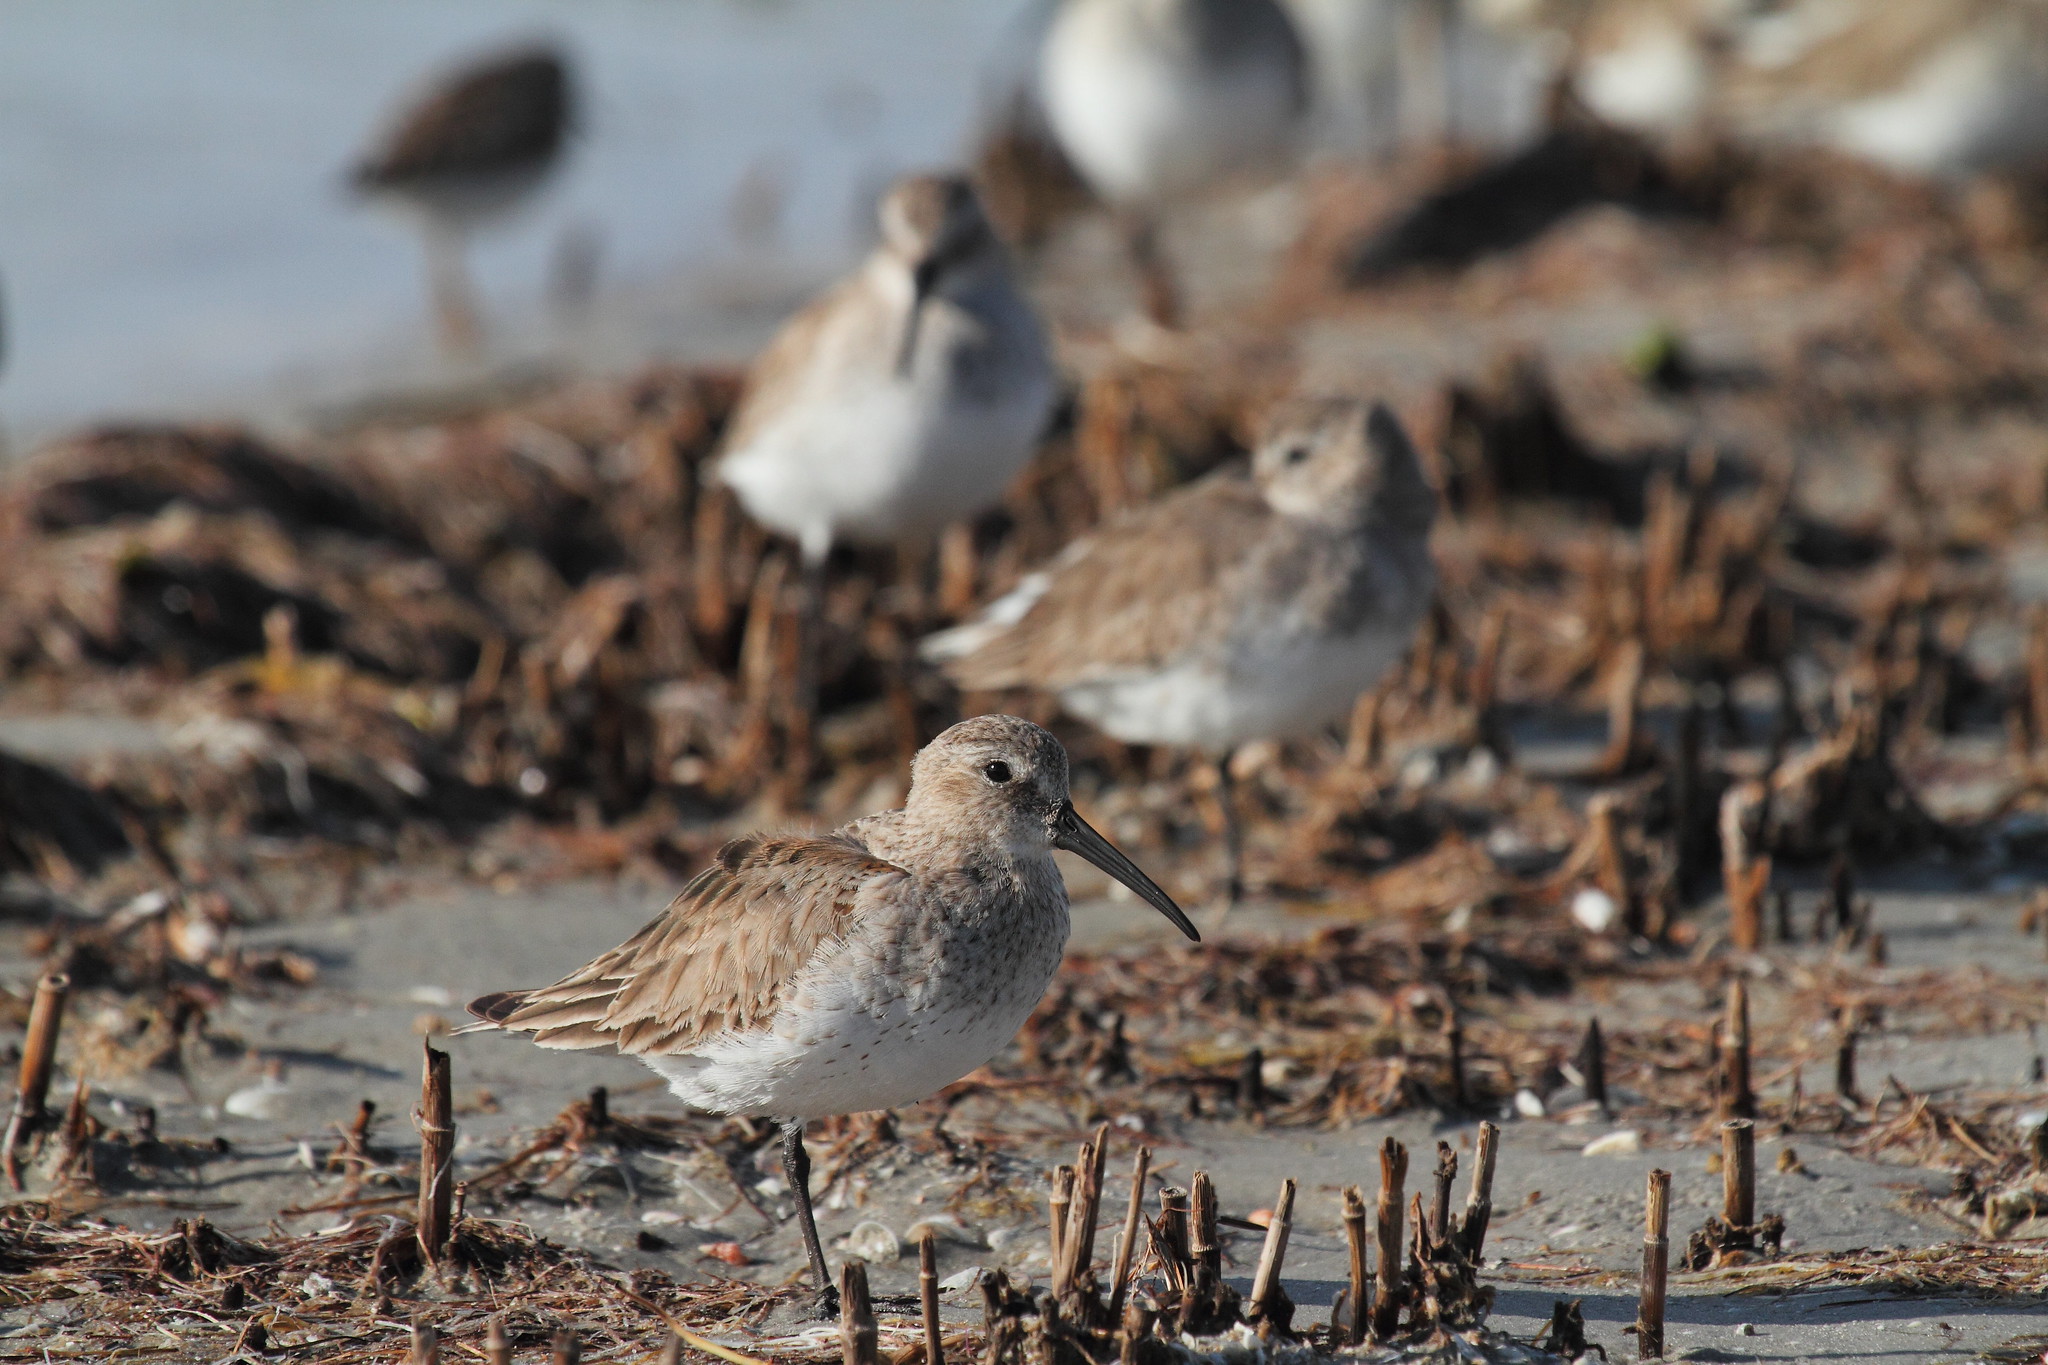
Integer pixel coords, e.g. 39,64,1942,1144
1252,397,1437,530
879,173,994,265
908,715,1198,941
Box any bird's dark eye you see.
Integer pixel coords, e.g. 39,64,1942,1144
1284,444,1310,466
983,761,1013,784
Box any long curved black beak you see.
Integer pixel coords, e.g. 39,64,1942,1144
1052,800,1200,942
895,257,937,377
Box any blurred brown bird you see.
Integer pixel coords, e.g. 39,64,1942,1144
352,44,574,356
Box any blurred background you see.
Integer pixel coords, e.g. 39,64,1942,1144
10,3,2048,1357
0,0,1557,439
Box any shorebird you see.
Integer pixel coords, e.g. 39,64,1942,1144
351,44,574,356
1719,0,2048,176
712,173,1057,767
1038,0,1310,324
462,715,1194,1313
1476,0,2048,176
923,398,1437,910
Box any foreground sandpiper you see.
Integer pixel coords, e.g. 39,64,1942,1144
461,714,1194,1313
924,398,1437,910
714,174,1058,767
1038,0,1309,323
352,44,574,356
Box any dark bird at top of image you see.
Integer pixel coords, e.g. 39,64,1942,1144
350,45,575,358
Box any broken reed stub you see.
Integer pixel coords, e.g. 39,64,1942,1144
1341,1185,1370,1346
841,1258,878,1365
1157,1184,1191,1273
484,1317,512,1365
1247,1176,1296,1322
1721,1119,1756,1245
1579,1017,1609,1115
920,1229,944,1365
1106,1146,1151,1324
3,972,70,1191
1638,1169,1671,1359
1056,1124,1110,1295
1721,978,1755,1120
1460,1120,1500,1262
1190,1170,1221,1277
416,1041,456,1262
1429,1141,1458,1242
551,1326,580,1365
1049,1163,1076,1279
410,1316,440,1365
1371,1137,1408,1342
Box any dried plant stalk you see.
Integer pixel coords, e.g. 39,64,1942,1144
1371,1138,1408,1341
1341,1185,1370,1346
1638,1169,1671,1358
3,972,70,1190
1722,979,1755,1119
1049,1164,1076,1278
1722,1119,1756,1239
919,1230,943,1365
1190,1171,1220,1278
1158,1185,1190,1273
841,1259,878,1365
1107,1146,1152,1323
1581,1017,1610,1115
1460,1121,1500,1261
1429,1142,1458,1243
1247,1177,1296,1321
485,1316,512,1365
416,1041,455,1262
410,1316,440,1365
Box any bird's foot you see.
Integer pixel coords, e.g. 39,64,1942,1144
807,1285,841,1322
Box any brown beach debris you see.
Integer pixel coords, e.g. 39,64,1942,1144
2,972,71,1190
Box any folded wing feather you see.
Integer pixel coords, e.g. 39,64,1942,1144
462,835,907,1056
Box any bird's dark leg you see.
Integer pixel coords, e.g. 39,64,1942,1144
423,224,483,359
781,1119,838,1318
1120,212,1181,329
1207,752,1244,930
783,550,828,798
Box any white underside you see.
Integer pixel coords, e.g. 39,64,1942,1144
1040,0,1303,203
717,277,1054,557
1059,624,1409,750
643,904,1068,1121
1819,31,2048,174
1576,21,1710,133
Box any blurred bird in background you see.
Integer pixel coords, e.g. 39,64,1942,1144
351,44,575,358
925,398,1438,916
1038,0,1310,325
714,173,1058,784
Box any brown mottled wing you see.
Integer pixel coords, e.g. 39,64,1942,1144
356,49,569,188
465,835,907,1055
715,274,878,460
941,472,1272,689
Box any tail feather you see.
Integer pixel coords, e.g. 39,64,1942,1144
919,569,1054,670
465,989,529,1026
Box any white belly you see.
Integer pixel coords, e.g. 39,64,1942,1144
1059,626,1408,750
645,902,1069,1121
1820,30,2048,174
1040,0,1302,203
719,307,1054,555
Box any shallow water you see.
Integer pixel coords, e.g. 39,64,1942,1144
0,0,1035,439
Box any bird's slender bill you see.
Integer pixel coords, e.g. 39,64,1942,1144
1053,801,1200,942
895,259,936,376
